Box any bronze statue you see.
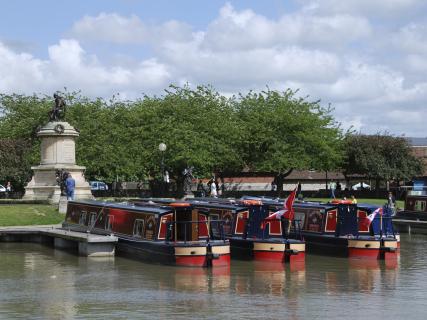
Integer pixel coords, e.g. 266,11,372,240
183,166,194,195
49,93,66,121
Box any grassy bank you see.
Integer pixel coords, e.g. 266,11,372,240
0,204,63,227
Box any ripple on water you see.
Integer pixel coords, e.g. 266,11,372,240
1,235,427,319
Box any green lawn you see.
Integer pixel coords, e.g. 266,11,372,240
0,204,64,226
306,198,404,209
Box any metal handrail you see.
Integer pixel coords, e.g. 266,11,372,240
355,215,396,239
164,219,226,243
256,217,303,240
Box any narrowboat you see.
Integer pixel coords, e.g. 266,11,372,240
173,198,306,265
262,199,398,260
393,194,427,234
63,200,230,267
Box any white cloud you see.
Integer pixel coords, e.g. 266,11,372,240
202,3,371,51
0,43,47,93
70,13,148,44
1,3,427,136
0,39,171,98
392,23,427,54
301,0,426,18
69,12,193,46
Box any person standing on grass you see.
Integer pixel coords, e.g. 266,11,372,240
66,174,76,200
387,191,396,214
6,181,12,198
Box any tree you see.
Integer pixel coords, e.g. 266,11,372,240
0,138,33,190
0,86,344,197
235,89,344,196
134,85,243,196
343,133,423,190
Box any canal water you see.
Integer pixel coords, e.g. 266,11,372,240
0,234,426,319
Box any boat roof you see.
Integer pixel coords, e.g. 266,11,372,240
260,198,380,211
68,199,175,214
189,200,246,210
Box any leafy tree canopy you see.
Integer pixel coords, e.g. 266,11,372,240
235,88,344,193
343,133,423,185
0,86,344,193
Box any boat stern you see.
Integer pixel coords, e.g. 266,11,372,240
347,238,399,259
174,242,231,267
253,240,305,263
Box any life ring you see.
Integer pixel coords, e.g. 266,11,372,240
169,202,191,208
330,199,353,205
54,124,65,134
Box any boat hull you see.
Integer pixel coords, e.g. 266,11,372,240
303,233,398,260
229,237,305,263
63,222,230,267
118,239,230,267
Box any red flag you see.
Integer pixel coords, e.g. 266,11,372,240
361,207,382,228
261,187,297,229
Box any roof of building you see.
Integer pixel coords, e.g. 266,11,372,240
407,137,427,147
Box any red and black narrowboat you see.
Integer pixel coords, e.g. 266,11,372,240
393,194,427,234
182,198,305,265
263,199,398,260
63,200,230,267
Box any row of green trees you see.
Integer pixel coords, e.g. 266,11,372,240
0,85,423,194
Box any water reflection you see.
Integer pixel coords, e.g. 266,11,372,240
0,234,426,319
172,267,231,293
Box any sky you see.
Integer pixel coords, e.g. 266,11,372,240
1,0,427,136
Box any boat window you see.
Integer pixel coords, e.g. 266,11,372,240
145,216,156,240
357,210,369,232
105,215,114,231
223,211,233,236
294,211,306,226
89,212,97,227
79,211,87,225
209,213,221,238
306,209,322,232
267,219,282,235
158,213,173,240
415,200,426,211
133,219,145,238
198,213,209,238
235,210,249,234
324,209,337,232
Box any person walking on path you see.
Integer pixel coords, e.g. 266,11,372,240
197,179,206,197
5,181,12,198
66,174,76,200
329,181,336,199
208,177,218,198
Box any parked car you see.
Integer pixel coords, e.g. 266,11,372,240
0,184,6,192
90,181,108,191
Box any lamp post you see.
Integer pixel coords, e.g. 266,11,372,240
158,143,167,196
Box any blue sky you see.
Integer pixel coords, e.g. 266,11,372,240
1,0,427,136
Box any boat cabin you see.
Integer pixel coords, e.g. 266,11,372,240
64,200,230,267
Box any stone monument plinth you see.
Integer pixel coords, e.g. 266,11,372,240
24,121,93,204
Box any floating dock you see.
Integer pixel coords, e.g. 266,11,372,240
393,219,427,235
0,225,118,257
